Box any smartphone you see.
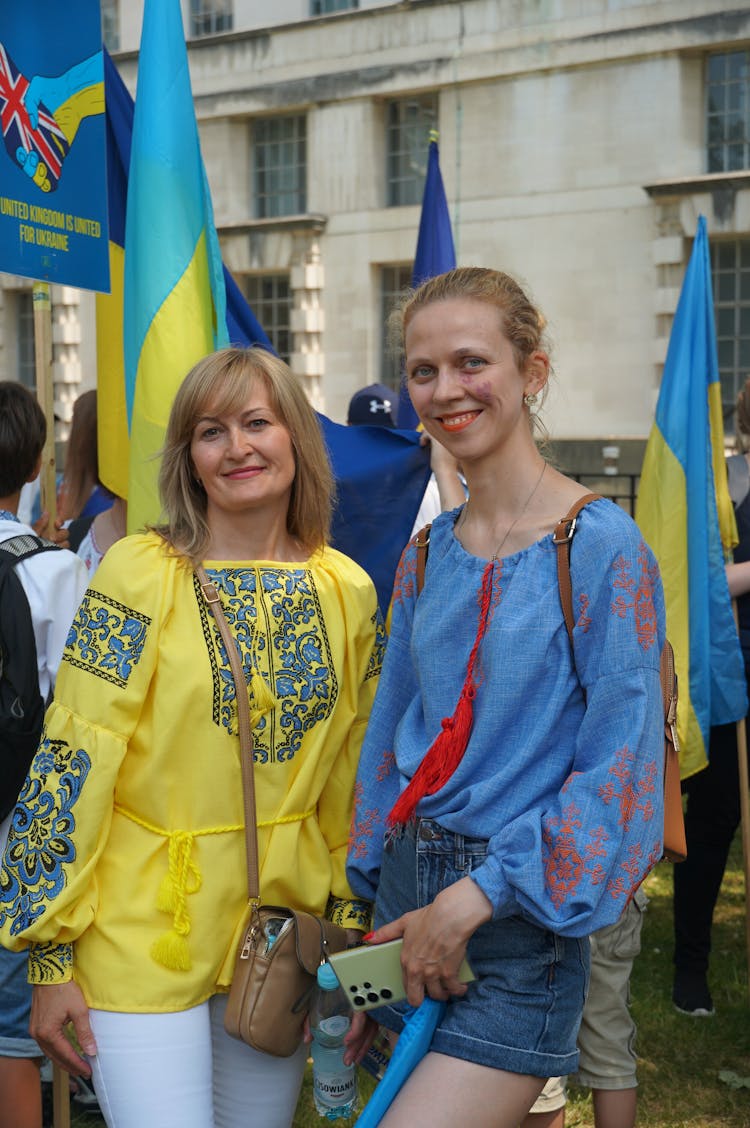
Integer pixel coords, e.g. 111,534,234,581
328,938,475,1012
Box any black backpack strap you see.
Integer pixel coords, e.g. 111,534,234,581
0,533,60,567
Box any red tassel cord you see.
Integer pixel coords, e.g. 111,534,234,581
388,559,497,827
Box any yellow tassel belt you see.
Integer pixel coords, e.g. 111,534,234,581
114,803,316,972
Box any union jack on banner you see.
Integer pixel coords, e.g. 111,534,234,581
0,43,70,192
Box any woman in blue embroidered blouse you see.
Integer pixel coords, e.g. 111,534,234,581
346,268,666,1127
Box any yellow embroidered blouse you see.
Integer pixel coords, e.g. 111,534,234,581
0,533,383,1013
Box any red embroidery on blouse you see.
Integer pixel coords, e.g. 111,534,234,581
542,802,610,907
392,543,418,606
576,593,592,634
598,747,656,831
609,545,659,651
376,749,396,782
561,771,583,793
348,781,380,860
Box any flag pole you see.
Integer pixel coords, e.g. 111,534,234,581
737,713,750,1005
32,282,57,526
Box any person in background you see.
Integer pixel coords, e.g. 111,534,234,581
0,383,88,1128
522,883,648,1128
57,389,113,524
73,494,127,578
672,374,750,1017
0,348,383,1128
346,267,666,1128
347,382,465,532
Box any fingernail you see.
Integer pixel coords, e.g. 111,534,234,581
362,932,374,942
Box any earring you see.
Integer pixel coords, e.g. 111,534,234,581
523,392,538,407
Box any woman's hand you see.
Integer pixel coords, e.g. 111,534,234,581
343,1010,378,1066
30,981,97,1077
367,877,492,1007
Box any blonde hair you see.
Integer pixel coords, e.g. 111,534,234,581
155,347,333,562
389,267,551,437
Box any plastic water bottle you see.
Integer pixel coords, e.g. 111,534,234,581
310,962,359,1120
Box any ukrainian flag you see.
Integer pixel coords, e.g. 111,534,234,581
123,0,229,532
96,49,272,503
636,215,747,779
397,131,456,428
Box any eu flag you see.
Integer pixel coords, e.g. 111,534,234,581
397,131,456,428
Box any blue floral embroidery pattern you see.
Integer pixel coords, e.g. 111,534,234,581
63,590,151,687
0,736,91,936
327,895,372,932
195,567,337,764
27,942,74,984
366,609,386,681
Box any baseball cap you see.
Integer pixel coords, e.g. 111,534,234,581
347,384,397,428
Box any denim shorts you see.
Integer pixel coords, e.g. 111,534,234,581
372,818,589,1078
0,946,42,1058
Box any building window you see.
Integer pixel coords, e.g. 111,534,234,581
711,238,750,420
244,275,292,364
380,264,411,390
706,50,750,173
190,0,233,37
253,116,307,219
17,292,35,390
386,95,438,207
101,0,120,51
311,0,359,13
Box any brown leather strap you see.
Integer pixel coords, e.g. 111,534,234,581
553,493,603,642
196,567,260,902
414,523,432,596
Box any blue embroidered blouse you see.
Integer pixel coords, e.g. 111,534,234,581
347,498,666,937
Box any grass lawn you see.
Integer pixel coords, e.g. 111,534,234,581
65,833,749,1128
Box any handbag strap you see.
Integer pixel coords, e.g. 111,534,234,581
196,566,260,903
552,493,603,641
414,523,432,594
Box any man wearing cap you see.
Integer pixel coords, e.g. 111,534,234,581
346,384,465,536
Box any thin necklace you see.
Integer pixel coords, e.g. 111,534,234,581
460,460,547,561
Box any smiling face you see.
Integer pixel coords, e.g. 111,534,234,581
405,297,548,465
189,378,296,523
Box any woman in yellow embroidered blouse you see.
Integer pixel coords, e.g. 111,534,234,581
0,348,383,1128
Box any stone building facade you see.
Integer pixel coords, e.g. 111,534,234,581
2,0,749,485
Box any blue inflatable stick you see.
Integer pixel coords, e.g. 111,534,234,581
355,999,446,1127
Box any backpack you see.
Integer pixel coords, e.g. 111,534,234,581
413,493,687,864
0,533,60,822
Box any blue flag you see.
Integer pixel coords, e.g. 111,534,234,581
397,132,456,428
636,215,747,778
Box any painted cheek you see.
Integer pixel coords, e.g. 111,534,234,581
468,379,493,403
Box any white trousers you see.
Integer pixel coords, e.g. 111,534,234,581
89,993,307,1128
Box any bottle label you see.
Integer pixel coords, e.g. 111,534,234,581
318,1015,350,1038
313,1067,357,1109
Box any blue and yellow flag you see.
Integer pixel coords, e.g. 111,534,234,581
123,0,229,532
96,49,272,502
636,215,747,778
397,131,456,428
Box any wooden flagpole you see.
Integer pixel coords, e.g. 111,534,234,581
31,281,57,528
32,280,70,1127
737,714,750,1006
